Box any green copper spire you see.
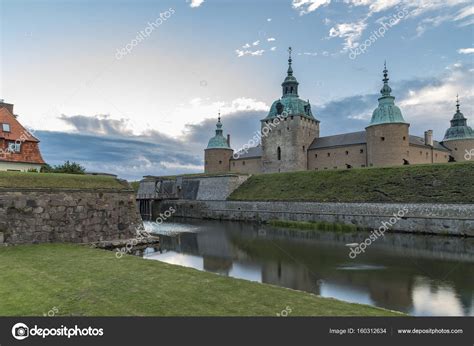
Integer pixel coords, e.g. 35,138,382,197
206,113,231,149
281,47,299,98
264,47,317,121
368,62,407,127
443,95,474,141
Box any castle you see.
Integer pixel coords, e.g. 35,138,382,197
204,49,474,174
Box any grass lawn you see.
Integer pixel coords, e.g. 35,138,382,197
0,244,402,316
229,162,474,203
0,171,129,190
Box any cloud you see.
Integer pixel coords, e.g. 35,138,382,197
59,114,134,137
37,130,202,181
329,20,367,49
235,49,265,57
252,40,260,46
458,48,474,54
189,0,204,8
270,47,277,51
325,0,472,50
267,37,276,42
292,0,331,15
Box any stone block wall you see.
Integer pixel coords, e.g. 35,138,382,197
155,200,474,236
0,189,142,244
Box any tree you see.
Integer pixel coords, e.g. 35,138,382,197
41,161,86,174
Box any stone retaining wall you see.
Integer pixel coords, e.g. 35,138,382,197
0,188,142,244
155,200,474,236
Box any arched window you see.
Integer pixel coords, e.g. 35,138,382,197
290,86,294,93
277,147,281,160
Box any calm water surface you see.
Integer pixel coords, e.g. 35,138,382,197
141,218,474,316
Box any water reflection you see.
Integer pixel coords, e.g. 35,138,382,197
142,219,474,316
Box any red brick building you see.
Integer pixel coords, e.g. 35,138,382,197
0,101,45,172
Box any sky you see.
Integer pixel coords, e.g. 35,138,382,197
0,0,473,180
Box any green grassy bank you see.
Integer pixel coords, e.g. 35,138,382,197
268,220,361,232
0,244,401,316
0,171,129,190
229,162,474,203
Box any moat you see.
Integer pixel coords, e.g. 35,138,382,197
141,218,474,316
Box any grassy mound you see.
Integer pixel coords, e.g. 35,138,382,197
229,162,474,203
0,171,129,190
0,244,401,316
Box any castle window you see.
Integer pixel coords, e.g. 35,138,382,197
2,123,10,132
290,86,294,93
291,116,294,120
381,137,385,141
302,146,305,152
345,151,349,155
277,147,281,160
403,136,406,140
315,154,317,158
360,149,364,154
327,153,330,157
219,160,222,164
287,127,290,131
454,148,458,151
420,151,422,155
243,161,246,166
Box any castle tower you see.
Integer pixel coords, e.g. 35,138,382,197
441,96,474,162
366,63,410,167
204,115,233,173
261,47,320,173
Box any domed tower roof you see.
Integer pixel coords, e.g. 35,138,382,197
264,47,318,122
368,62,407,127
206,115,231,149
443,95,474,141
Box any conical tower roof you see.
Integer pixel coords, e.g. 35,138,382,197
443,96,474,141
368,62,407,127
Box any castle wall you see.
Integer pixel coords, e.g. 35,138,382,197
262,115,319,173
230,157,262,174
407,146,450,165
442,139,474,162
366,123,410,167
307,144,367,170
155,199,474,236
204,148,233,173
